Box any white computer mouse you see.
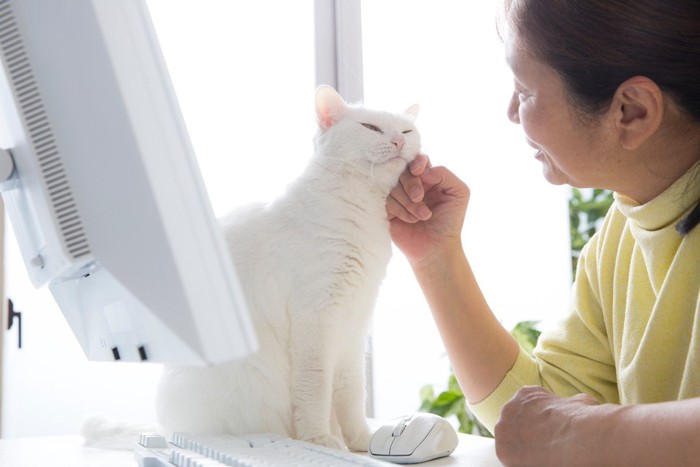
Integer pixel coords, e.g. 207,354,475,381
368,413,459,464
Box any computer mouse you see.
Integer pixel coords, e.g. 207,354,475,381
368,413,459,464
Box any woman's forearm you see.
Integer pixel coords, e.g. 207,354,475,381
598,397,700,466
495,388,700,466
411,241,520,403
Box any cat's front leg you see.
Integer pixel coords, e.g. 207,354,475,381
290,343,346,449
333,354,373,452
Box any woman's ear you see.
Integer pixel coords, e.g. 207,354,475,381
610,76,664,150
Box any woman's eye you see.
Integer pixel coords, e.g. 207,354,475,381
514,87,530,102
361,123,382,133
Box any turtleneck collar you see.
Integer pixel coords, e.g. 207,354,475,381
614,160,700,232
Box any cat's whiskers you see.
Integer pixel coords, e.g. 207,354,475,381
314,156,347,180
369,163,378,179
317,156,368,183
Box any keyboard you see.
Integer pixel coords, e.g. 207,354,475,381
135,432,393,466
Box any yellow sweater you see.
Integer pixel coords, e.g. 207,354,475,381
471,162,700,433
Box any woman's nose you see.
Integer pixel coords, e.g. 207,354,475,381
507,92,521,124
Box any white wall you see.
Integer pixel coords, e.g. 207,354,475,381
1,233,163,436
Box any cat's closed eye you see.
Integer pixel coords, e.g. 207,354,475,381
402,129,413,134
361,122,382,133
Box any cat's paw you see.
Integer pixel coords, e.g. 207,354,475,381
304,434,346,450
344,429,373,452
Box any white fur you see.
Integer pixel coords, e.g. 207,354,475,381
80,414,159,450
156,86,421,451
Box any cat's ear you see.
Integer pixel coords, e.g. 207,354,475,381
315,85,348,130
403,104,420,122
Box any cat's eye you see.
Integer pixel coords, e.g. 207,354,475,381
402,129,413,134
361,123,382,133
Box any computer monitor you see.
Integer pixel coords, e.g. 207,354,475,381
0,0,258,365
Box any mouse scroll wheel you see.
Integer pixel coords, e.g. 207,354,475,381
392,422,407,437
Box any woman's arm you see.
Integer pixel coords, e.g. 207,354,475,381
387,155,520,403
411,241,521,403
495,386,700,466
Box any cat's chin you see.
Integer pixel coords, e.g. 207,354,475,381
388,156,414,175
373,159,409,183
378,155,410,169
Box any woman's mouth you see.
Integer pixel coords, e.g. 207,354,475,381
526,140,544,160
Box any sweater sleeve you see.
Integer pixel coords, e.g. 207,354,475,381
467,347,542,433
468,228,619,433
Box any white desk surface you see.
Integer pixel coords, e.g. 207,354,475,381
0,433,502,466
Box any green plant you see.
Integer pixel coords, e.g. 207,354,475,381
569,188,614,275
418,320,541,437
419,372,491,437
510,320,542,356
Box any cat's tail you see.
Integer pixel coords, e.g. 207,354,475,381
80,414,163,451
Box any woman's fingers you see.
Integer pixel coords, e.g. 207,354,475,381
386,153,433,222
386,193,420,223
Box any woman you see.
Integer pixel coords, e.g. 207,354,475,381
387,0,700,465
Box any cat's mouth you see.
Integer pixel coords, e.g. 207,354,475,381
374,156,411,172
378,152,414,166
384,156,405,163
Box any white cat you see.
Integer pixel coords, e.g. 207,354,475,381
155,85,420,451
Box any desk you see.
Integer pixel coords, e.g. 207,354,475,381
389,433,501,466
0,434,502,466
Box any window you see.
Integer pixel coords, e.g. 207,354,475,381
361,1,572,418
147,0,316,215
0,1,571,435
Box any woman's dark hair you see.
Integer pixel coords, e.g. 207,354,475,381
505,0,700,234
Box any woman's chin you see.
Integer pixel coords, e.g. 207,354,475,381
540,160,569,186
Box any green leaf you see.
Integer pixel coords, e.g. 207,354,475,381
419,384,435,403
511,320,541,356
569,188,613,276
447,373,463,396
432,390,462,408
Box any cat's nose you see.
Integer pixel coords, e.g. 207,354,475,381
391,134,405,151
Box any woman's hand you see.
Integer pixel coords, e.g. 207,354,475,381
387,154,470,267
494,387,604,466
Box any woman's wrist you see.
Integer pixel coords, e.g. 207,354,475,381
559,402,627,466
407,236,465,276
